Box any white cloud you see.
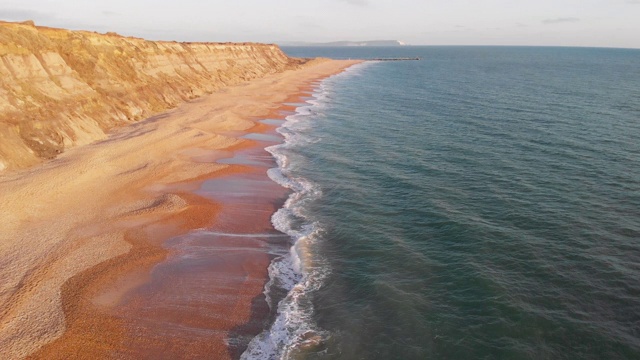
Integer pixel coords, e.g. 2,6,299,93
542,17,580,24
336,0,370,6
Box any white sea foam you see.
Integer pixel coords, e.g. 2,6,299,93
242,63,368,360
198,231,289,238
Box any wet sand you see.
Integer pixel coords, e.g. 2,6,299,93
0,59,360,359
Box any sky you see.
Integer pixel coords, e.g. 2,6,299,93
1,0,640,48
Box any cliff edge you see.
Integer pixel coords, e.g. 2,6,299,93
0,20,304,171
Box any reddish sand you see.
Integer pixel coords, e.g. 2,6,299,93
0,60,361,359
31,143,287,359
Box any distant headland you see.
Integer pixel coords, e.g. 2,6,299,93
279,40,407,47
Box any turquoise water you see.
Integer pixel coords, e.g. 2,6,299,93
243,47,640,359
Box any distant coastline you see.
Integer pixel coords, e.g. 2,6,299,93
279,40,407,47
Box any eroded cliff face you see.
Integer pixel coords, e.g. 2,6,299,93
0,21,304,171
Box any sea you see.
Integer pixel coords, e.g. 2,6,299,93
241,46,640,360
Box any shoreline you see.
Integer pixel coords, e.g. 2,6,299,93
0,59,361,358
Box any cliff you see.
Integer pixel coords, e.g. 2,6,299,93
0,20,304,171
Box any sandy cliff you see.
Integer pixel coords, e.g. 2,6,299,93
0,20,303,171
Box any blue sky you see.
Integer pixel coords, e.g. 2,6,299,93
1,0,640,48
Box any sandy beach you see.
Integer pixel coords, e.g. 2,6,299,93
0,59,360,359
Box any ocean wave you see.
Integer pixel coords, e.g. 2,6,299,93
242,64,367,360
